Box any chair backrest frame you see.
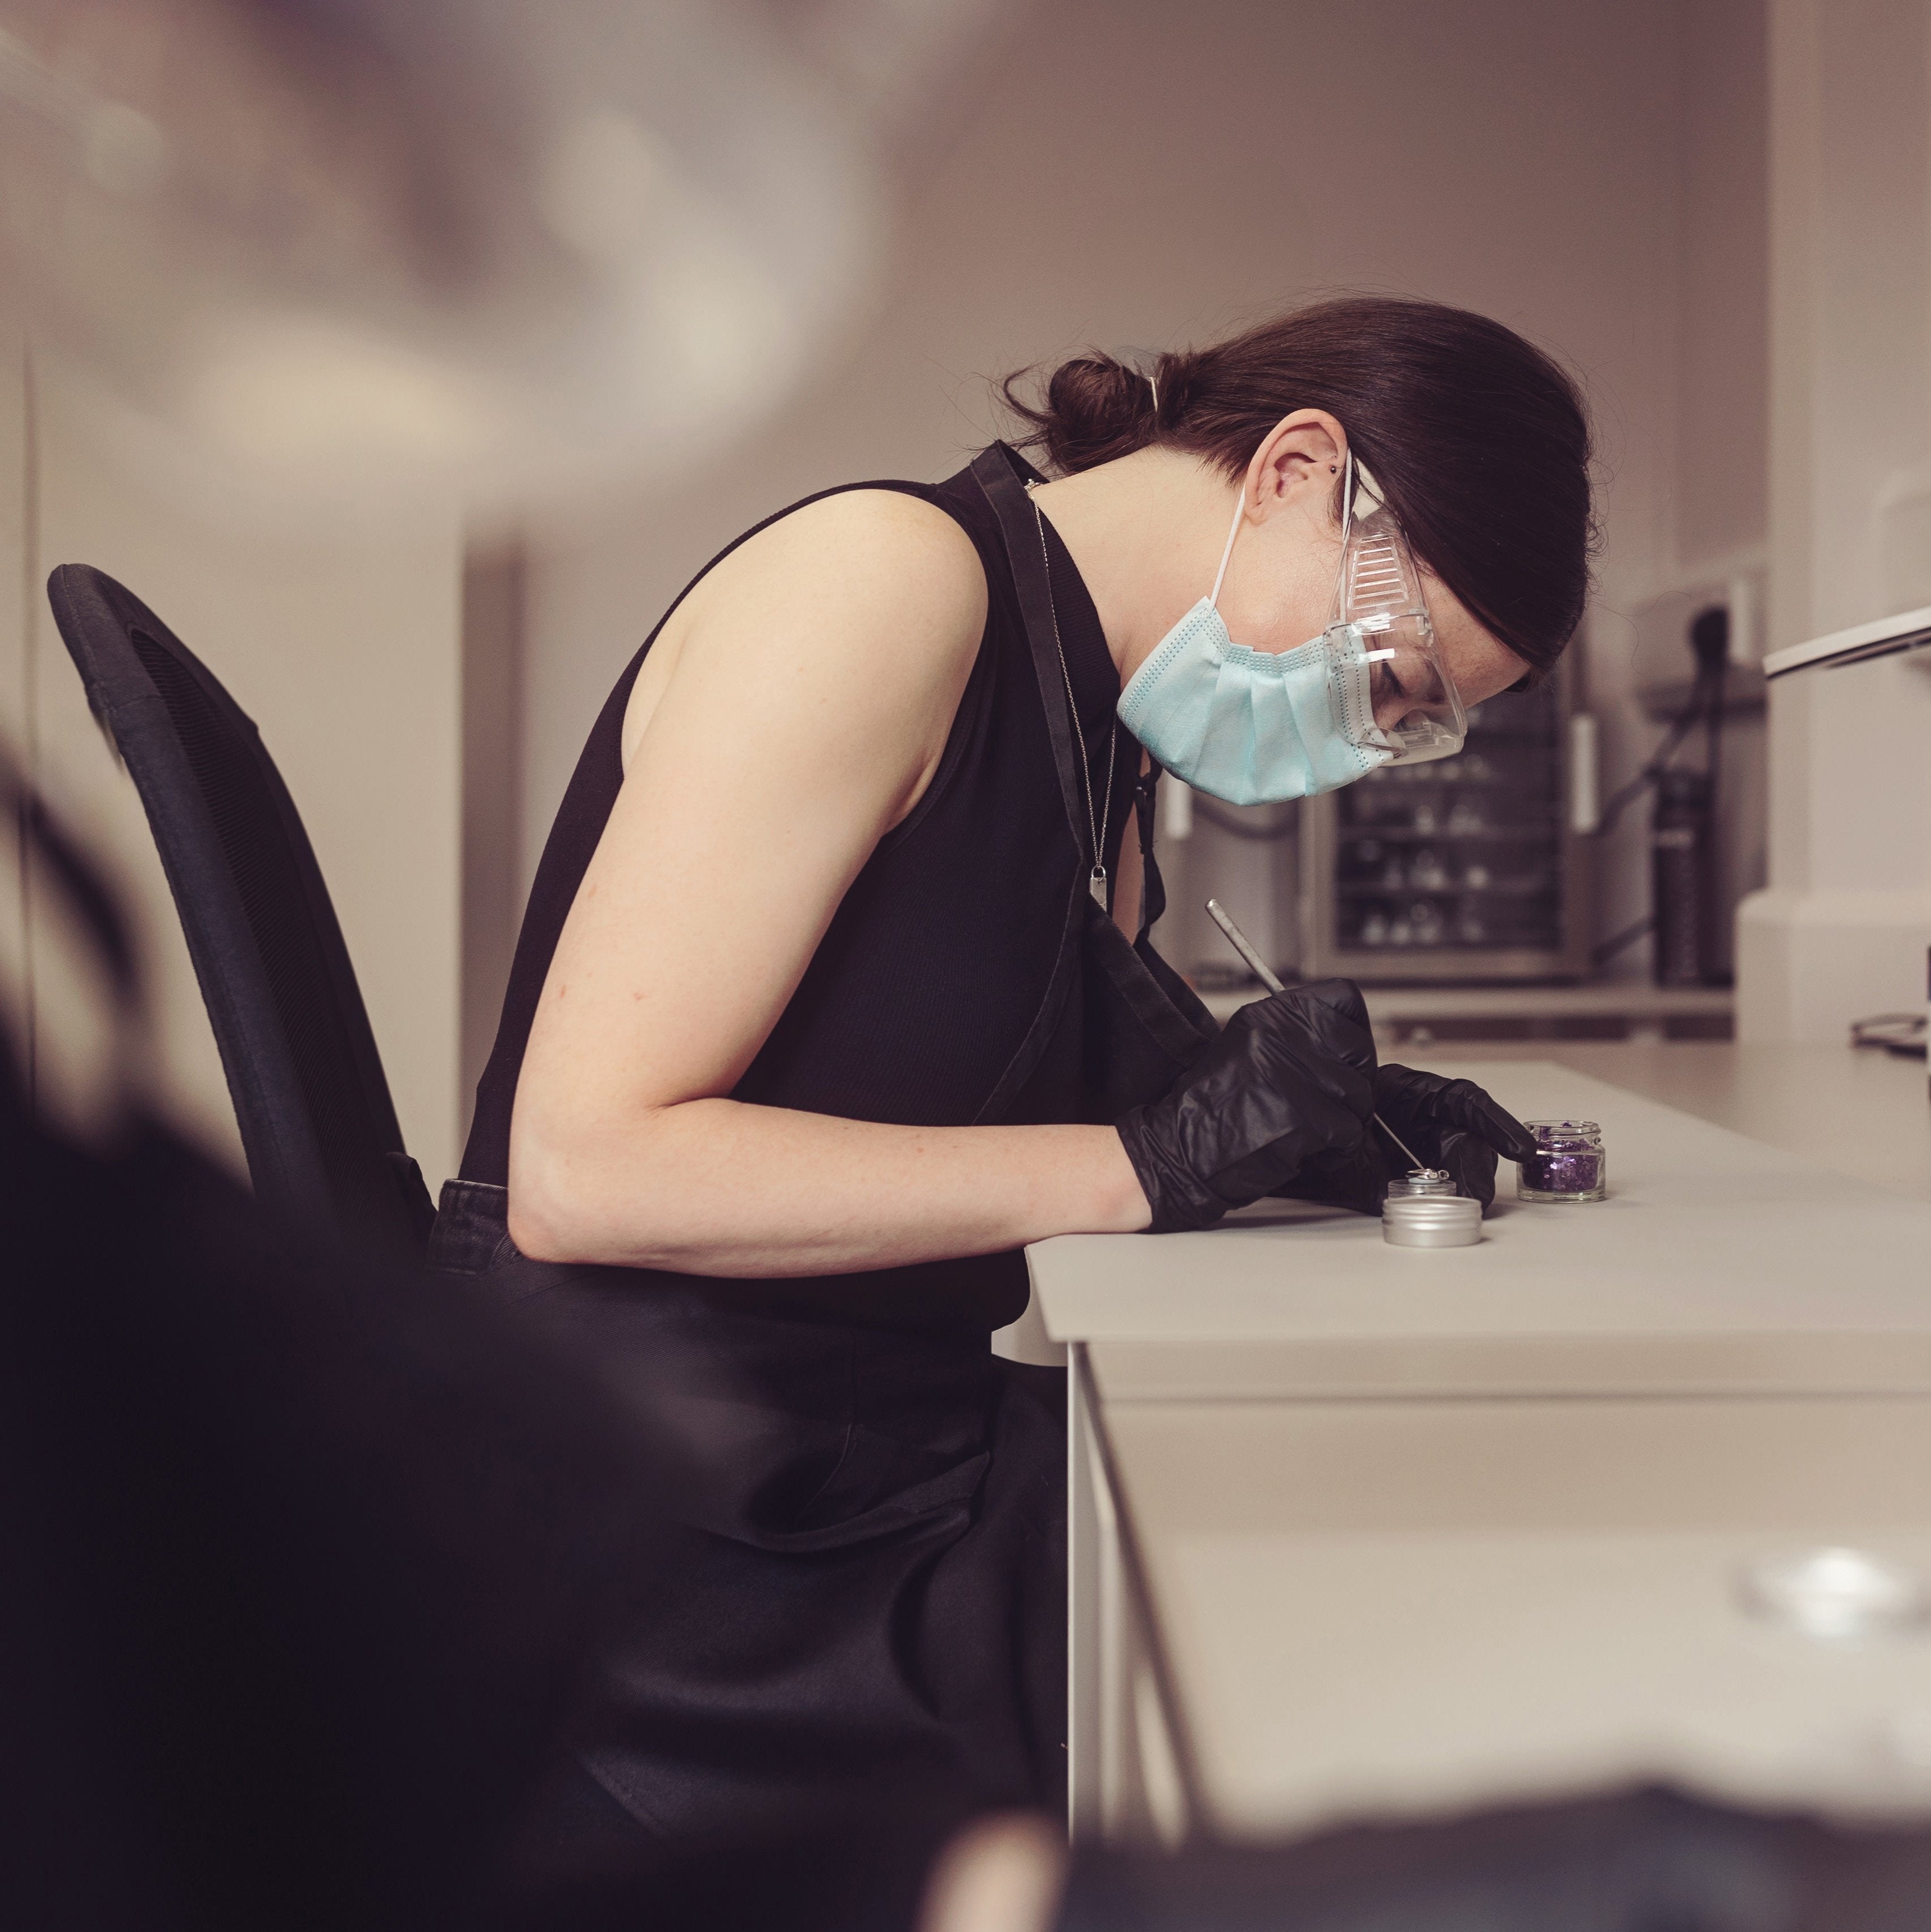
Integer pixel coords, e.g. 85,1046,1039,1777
47,564,431,1261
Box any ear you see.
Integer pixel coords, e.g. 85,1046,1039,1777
1244,409,1347,523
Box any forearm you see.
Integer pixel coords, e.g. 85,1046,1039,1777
509,1098,1152,1276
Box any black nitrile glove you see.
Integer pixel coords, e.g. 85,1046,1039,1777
1116,979,1378,1233
1282,1063,1539,1214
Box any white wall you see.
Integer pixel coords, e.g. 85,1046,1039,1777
2,349,466,1190
1765,0,1931,650
1735,0,1931,1040
518,0,1702,979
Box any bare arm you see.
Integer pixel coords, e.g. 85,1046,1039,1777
509,490,1151,1276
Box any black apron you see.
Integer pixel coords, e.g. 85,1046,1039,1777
430,444,1215,1838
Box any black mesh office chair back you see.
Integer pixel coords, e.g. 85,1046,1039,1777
47,565,435,1262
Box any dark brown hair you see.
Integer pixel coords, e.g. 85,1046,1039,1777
1001,296,1594,677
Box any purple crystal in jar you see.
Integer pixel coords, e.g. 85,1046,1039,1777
1525,1140,1598,1190
1518,1119,1606,1202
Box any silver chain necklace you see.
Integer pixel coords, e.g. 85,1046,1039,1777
1031,497,1117,907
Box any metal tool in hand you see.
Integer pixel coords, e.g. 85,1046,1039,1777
1202,898,1447,1182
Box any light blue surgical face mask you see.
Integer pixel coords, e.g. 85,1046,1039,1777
1116,457,1465,806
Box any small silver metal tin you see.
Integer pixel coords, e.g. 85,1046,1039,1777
1382,1193,1482,1249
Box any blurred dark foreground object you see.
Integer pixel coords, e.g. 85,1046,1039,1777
1056,1784,1931,1931
0,1025,969,1929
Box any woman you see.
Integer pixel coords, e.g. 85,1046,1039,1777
434,295,1593,1838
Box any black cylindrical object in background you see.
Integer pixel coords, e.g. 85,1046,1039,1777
1651,768,1714,986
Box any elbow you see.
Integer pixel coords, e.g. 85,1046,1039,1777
505,1121,610,1264
504,1161,580,1265
505,1193,573,1266
506,1101,684,1266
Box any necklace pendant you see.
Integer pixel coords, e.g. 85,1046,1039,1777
1089,867,1108,908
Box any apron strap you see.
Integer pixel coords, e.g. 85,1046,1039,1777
966,444,1096,1125
965,449,1217,1125
968,445,1094,874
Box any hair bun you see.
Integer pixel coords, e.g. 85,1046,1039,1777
1002,350,1157,476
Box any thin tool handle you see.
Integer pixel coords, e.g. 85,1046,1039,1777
1204,898,1285,994
1203,896,1441,1180
1372,1113,1428,1171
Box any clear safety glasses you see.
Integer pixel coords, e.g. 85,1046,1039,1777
1323,457,1467,766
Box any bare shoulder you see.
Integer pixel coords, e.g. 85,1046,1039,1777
624,487,987,766
703,488,986,643
757,484,983,566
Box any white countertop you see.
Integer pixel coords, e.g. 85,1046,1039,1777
1426,1040,1930,1203
1031,1060,1931,1362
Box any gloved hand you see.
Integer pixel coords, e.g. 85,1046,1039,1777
1280,1063,1539,1214
1116,979,1378,1233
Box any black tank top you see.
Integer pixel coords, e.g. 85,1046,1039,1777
460,444,1212,1331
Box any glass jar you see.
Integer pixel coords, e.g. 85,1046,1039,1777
1517,1119,1607,1203
1386,1170,1458,1199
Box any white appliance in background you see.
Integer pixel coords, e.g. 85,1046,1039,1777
1736,609,1931,1044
